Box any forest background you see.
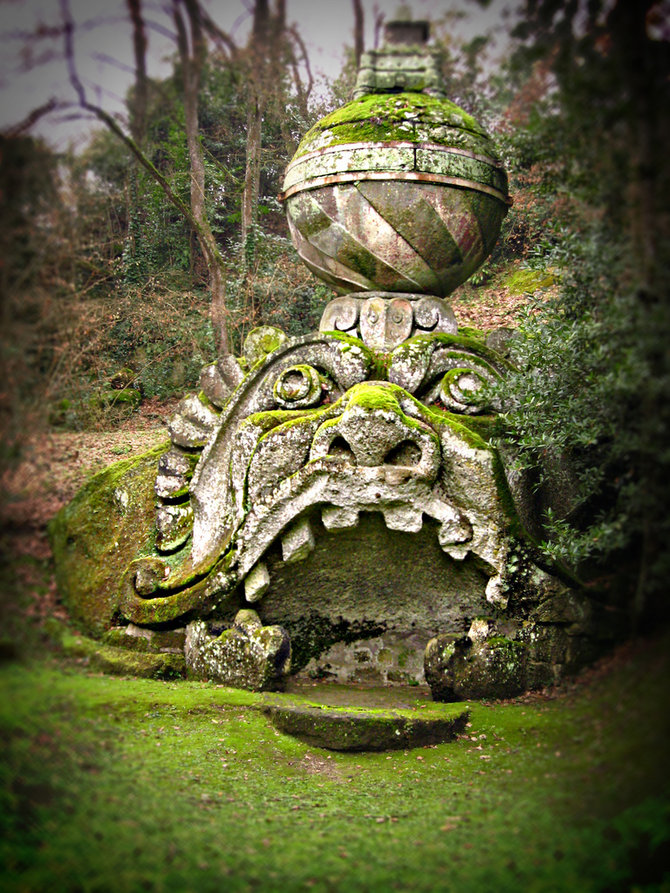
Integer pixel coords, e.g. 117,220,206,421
1,0,669,630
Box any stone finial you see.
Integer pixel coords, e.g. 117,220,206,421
383,16,430,47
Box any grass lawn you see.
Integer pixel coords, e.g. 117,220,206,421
1,632,668,893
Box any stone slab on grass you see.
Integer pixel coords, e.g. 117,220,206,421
261,700,469,751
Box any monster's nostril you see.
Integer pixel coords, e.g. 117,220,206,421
384,440,422,467
328,436,357,464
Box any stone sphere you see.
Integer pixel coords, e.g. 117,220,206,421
280,93,510,297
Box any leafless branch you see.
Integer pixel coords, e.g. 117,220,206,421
59,0,220,265
2,98,65,136
287,24,314,103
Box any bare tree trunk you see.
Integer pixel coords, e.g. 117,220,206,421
241,0,270,255
125,0,149,286
352,0,364,69
126,0,148,144
241,95,263,256
173,0,229,354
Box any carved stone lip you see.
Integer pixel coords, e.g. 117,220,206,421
279,170,512,207
279,139,511,207
288,140,506,170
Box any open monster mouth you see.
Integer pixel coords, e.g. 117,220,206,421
115,327,519,686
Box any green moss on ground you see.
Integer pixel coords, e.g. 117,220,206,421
0,633,668,891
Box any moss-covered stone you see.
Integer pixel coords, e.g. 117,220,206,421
260,700,469,751
503,268,558,295
60,628,185,678
425,632,527,701
184,614,291,691
48,443,169,635
294,93,492,159
102,625,186,654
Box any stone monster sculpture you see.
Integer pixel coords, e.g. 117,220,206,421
51,17,609,697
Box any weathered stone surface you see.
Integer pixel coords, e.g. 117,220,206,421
243,326,288,367
281,86,509,298
61,628,185,678
200,355,245,408
273,364,322,408
184,612,291,691
413,296,458,335
298,631,428,685
284,179,506,298
48,443,169,634
155,447,196,502
155,504,193,552
486,326,517,358
359,296,413,350
187,333,376,569
244,562,271,603
425,629,527,701
261,701,469,751
102,624,186,654
424,635,457,700
281,517,316,563
168,395,220,449
49,17,610,701
319,293,457,349
258,514,491,675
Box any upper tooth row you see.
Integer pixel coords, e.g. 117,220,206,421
243,505,473,604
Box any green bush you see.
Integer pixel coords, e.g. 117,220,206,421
492,227,670,619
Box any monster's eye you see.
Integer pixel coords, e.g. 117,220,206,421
368,310,379,324
273,364,323,408
439,367,491,414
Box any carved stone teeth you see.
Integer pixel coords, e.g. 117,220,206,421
438,517,472,549
485,575,508,608
281,517,315,563
382,506,423,533
155,504,194,552
321,506,360,531
244,562,271,603
155,473,188,501
441,544,469,561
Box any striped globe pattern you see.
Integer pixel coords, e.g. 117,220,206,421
280,94,510,297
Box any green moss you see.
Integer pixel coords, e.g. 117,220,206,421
244,408,321,434
0,633,668,891
448,413,498,443
440,416,490,450
48,442,170,635
400,332,513,369
295,93,490,158
260,701,469,751
504,268,558,295
98,388,142,408
60,629,185,679
102,627,185,654
457,326,487,342
338,382,444,441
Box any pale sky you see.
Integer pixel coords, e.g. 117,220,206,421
0,0,516,149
